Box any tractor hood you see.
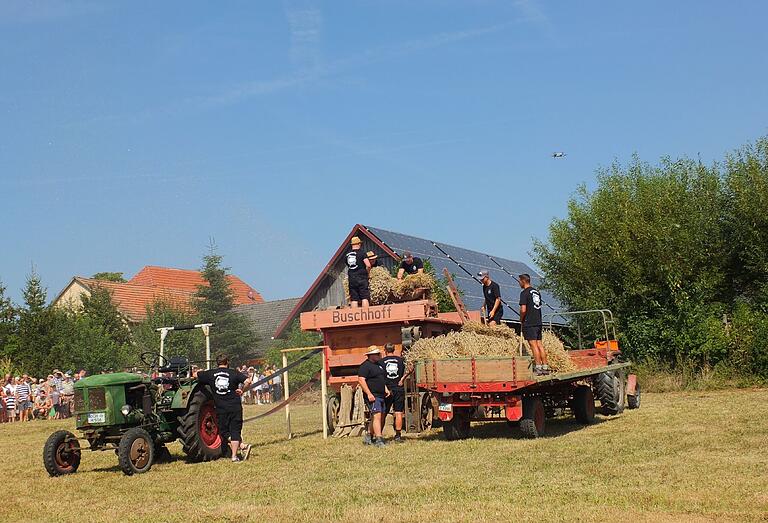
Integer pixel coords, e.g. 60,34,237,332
75,372,146,388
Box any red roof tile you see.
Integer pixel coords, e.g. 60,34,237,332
128,266,263,305
77,278,194,323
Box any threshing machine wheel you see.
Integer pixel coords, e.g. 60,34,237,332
627,383,641,409
118,428,155,476
443,407,471,440
520,397,546,438
327,395,340,434
572,386,596,424
43,430,81,477
596,371,626,416
177,388,224,462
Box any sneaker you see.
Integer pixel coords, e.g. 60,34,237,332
231,457,242,463
362,433,372,446
394,435,405,444
240,444,252,461
373,437,386,448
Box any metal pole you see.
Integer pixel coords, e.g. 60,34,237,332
283,352,291,440
321,353,328,440
201,324,211,370
159,328,169,360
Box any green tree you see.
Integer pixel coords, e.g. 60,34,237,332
92,272,126,283
132,299,202,361
81,286,132,346
194,243,259,364
266,320,322,391
12,270,61,375
0,279,18,356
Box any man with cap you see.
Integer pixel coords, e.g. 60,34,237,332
357,346,389,448
381,343,408,443
346,236,372,307
397,251,424,279
478,270,503,325
519,273,549,375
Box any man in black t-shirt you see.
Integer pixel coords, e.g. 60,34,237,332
478,270,503,325
196,354,253,462
518,273,549,375
357,346,389,448
397,251,424,279
346,236,372,307
381,343,408,443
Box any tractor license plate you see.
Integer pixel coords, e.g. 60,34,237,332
87,412,106,424
438,403,453,413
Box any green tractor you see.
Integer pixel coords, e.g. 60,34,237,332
43,351,226,476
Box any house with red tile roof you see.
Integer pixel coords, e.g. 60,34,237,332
53,266,263,324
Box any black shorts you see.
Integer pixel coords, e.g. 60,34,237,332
523,325,542,341
349,277,370,302
385,387,405,413
217,409,243,442
487,308,503,323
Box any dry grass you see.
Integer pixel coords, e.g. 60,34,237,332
1,389,767,522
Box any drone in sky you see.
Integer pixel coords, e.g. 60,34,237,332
551,152,567,158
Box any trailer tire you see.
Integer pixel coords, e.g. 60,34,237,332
627,383,641,409
596,371,625,415
443,408,471,440
327,395,341,434
520,397,545,438
177,388,224,462
572,386,596,424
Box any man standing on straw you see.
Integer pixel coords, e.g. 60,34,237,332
478,270,503,325
519,273,550,375
346,236,371,307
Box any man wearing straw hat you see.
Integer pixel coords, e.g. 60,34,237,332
346,236,372,307
365,251,379,272
358,346,389,448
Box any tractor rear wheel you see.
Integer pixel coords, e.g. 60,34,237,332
177,388,224,462
596,371,626,415
572,386,596,424
443,408,471,440
43,430,81,476
520,397,545,438
118,428,154,476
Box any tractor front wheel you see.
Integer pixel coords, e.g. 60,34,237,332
43,430,81,476
178,388,224,462
118,428,155,476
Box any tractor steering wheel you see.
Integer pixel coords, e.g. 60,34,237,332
140,351,169,370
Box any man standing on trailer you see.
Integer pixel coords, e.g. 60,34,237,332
478,270,503,325
397,251,424,279
381,343,408,443
519,274,549,375
196,354,253,462
346,236,371,307
358,346,389,448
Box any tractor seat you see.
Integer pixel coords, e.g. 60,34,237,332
158,356,190,376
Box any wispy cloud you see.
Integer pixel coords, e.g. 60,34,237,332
284,1,324,71
193,20,516,108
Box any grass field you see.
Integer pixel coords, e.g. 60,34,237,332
2,389,767,522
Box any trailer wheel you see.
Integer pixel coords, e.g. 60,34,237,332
627,383,641,409
572,386,596,424
596,371,626,415
443,408,471,440
327,395,341,434
43,430,81,476
520,398,545,438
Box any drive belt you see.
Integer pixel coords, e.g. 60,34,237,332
240,347,323,396
242,373,320,424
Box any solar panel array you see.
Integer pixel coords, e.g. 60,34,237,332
365,226,567,324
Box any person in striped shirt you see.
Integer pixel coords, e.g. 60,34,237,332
4,382,16,422
16,375,33,422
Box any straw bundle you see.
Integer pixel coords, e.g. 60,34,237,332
407,324,577,373
368,266,394,304
392,272,435,301
343,269,434,305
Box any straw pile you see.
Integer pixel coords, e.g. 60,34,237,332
343,268,435,305
407,323,577,373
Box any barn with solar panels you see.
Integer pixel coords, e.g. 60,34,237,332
274,224,566,338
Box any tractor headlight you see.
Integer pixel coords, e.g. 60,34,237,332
120,405,132,416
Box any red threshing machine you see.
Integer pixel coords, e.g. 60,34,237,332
301,302,640,440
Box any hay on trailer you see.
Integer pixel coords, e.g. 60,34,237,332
344,269,435,305
392,272,435,301
368,266,395,304
407,324,577,373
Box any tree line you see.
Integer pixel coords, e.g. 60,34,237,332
534,136,768,379
0,247,259,377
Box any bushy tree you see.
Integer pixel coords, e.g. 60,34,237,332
92,272,126,283
11,270,61,375
0,279,18,355
194,243,259,364
132,299,202,362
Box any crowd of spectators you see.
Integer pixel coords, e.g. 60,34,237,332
237,365,282,405
1,369,87,423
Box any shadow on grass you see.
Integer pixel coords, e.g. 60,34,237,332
417,415,617,442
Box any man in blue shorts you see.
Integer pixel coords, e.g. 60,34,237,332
357,346,389,448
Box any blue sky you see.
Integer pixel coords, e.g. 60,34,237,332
2,1,767,304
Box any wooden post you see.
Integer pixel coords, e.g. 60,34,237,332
283,352,291,440
321,355,328,439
